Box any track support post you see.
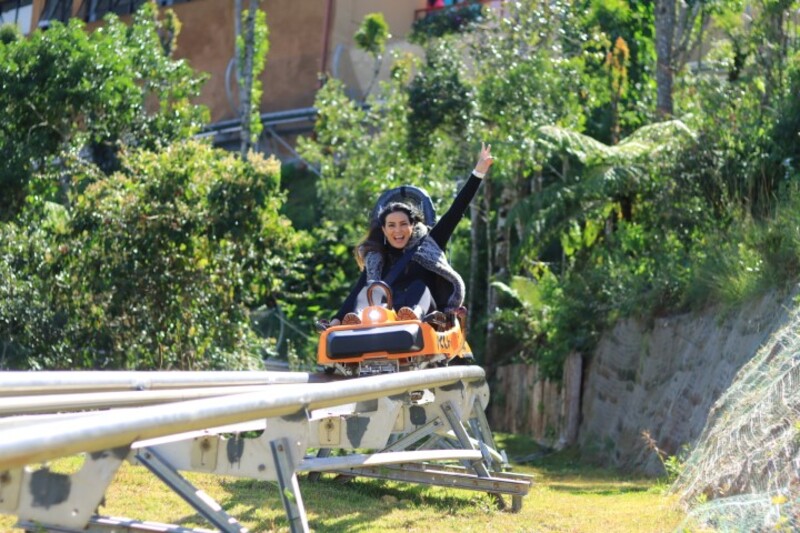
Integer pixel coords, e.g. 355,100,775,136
470,397,502,470
136,447,246,533
270,437,309,533
440,401,491,478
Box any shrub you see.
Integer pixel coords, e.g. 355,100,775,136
409,2,484,44
0,141,299,370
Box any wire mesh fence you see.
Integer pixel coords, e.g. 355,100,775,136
673,305,800,531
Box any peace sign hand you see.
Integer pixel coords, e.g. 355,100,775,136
474,142,494,176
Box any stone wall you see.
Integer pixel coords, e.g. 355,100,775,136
580,291,793,475
490,290,794,475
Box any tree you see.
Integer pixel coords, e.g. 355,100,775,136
605,37,631,145
578,0,657,143
481,120,698,375
654,0,677,117
1,141,300,370
469,0,590,377
234,0,270,158
0,2,207,220
654,0,713,117
0,3,306,370
354,12,390,101
407,39,473,158
518,120,696,249
747,0,799,103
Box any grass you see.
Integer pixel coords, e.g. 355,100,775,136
0,433,685,532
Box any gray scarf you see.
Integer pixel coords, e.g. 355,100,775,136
362,224,465,311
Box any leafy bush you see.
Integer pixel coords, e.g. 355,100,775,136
487,278,543,365
674,78,776,219
410,2,484,44
0,221,69,369
407,40,473,157
0,141,299,370
0,23,20,44
684,203,800,311
0,4,207,220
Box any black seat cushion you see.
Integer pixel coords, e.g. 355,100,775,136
326,324,424,359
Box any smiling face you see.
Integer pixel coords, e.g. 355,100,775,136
382,211,413,249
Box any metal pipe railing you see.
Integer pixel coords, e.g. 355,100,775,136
0,370,324,396
0,384,316,415
0,366,486,470
195,107,318,139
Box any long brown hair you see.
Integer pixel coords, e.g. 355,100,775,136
354,202,422,270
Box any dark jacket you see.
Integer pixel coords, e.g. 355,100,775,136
334,174,483,320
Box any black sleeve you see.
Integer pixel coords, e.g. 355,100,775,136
334,270,367,320
428,174,483,248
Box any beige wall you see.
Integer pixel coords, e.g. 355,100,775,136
24,0,428,122
27,0,327,123
171,0,327,122
327,0,427,99
328,0,426,46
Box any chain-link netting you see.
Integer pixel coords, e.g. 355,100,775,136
673,306,800,531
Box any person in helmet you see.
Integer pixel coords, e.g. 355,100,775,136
326,143,494,326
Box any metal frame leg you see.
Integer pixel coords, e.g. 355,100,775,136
415,434,446,450
381,418,446,452
306,447,332,482
471,397,498,452
270,438,309,533
136,447,246,533
470,398,502,470
440,401,490,478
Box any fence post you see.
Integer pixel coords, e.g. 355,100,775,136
559,351,582,448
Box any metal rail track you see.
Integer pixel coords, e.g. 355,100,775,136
0,367,532,533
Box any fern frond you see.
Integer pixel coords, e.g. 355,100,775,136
536,125,612,163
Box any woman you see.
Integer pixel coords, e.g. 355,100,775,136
328,143,494,326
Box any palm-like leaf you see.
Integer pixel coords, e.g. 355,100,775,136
512,120,695,254
537,125,613,165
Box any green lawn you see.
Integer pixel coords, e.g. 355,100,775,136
0,433,685,532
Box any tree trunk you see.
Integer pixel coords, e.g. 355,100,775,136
467,188,482,335
696,10,707,74
484,179,515,379
483,179,496,375
655,0,675,118
236,0,259,158
234,0,243,145
362,53,383,102
494,183,515,276
558,351,582,449
610,97,620,145
759,5,788,103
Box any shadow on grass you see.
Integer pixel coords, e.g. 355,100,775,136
547,483,651,495
208,473,499,532
495,431,664,487
162,433,658,531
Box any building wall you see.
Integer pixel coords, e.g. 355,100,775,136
21,0,428,122
169,0,327,122
25,0,327,123
327,0,427,100
157,0,329,122
328,0,425,47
